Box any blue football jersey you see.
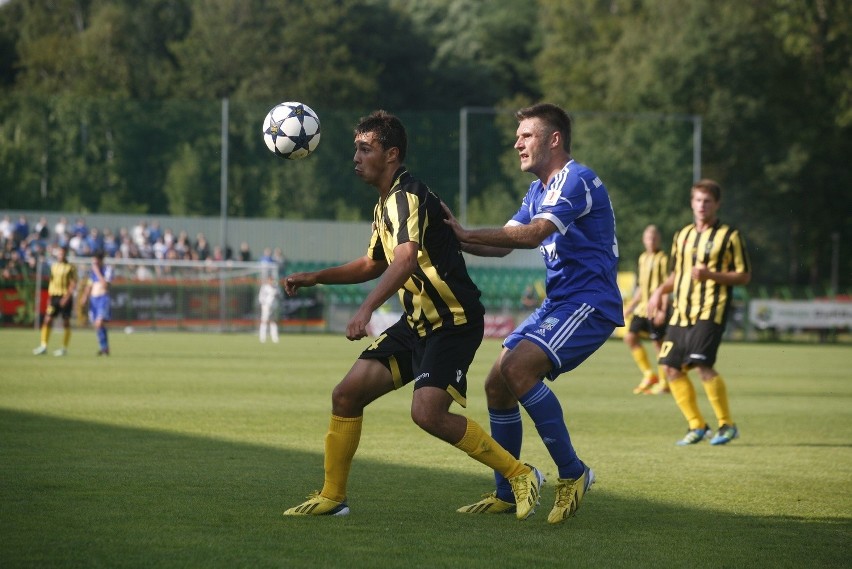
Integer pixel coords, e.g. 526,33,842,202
88,265,113,285
508,160,624,325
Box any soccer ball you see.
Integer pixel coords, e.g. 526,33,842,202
262,101,321,160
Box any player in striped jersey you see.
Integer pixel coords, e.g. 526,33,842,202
444,103,623,524
647,179,751,446
283,110,542,519
33,245,78,356
623,225,670,394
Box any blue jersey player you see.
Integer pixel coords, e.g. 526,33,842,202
443,103,623,524
80,251,113,356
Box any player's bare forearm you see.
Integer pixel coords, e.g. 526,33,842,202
692,265,751,286
346,244,416,341
460,242,512,257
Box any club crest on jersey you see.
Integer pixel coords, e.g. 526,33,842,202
543,188,562,206
536,316,560,335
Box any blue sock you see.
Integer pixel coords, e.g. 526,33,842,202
518,382,584,479
489,406,522,502
97,327,108,351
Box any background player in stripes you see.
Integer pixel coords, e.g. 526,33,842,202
33,245,77,357
647,179,751,446
622,224,670,394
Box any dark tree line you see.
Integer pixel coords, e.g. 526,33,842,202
0,0,849,289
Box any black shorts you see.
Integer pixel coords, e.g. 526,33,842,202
359,315,484,408
46,295,73,319
628,314,668,341
658,320,724,369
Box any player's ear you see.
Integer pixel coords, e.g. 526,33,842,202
386,146,400,163
550,129,562,150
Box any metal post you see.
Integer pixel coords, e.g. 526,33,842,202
830,232,839,297
220,97,229,330
458,107,469,225
33,255,43,330
692,115,702,182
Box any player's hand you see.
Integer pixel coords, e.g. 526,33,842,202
646,291,660,318
345,307,371,341
284,272,316,296
440,202,466,240
692,263,709,281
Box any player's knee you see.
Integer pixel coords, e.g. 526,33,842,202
330,382,364,416
499,359,540,398
483,374,515,407
410,404,443,436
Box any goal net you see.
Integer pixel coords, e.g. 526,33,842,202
33,257,323,333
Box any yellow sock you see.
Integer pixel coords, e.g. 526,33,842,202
668,376,705,429
454,418,527,480
702,375,733,427
41,325,50,346
630,347,653,376
63,327,71,348
320,415,362,502
656,367,668,387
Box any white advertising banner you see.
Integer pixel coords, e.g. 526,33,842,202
749,300,852,329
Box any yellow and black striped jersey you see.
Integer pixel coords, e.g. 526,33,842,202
633,250,668,318
47,261,78,297
668,220,750,326
367,167,483,337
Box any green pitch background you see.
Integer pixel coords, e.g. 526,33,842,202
1,329,849,568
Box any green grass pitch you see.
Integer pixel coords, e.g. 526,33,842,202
1,328,850,568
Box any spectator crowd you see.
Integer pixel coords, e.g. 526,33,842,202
1,214,287,280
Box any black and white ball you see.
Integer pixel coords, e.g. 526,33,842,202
262,102,321,160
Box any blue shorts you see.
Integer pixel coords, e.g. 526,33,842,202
505,298,616,380
88,295,111,323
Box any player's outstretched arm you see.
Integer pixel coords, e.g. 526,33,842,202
285,256,388,297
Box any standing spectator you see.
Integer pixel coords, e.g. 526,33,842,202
174,231,191,259
72,218,88,239
147,220,162,245
647,179,751,446
68,231,86,257
33,245,78,357
153,235,168,261
79,251,113,356
623,225,670,395
442,103,622,524
102,228,119,257
194,233,210,260
34,216,50,240
54,217,68,243
239,241,252,262
162,227,176,249
132,219,148,248
0,215,12,244
257,276,282,344
259,247,276,279
13,215,29,245
85,227,104,255
272,247,288,276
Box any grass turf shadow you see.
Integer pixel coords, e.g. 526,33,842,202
0,409,848,569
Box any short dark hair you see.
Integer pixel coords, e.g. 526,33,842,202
515,103,572,152
354,110,407,162
691,179,722,201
